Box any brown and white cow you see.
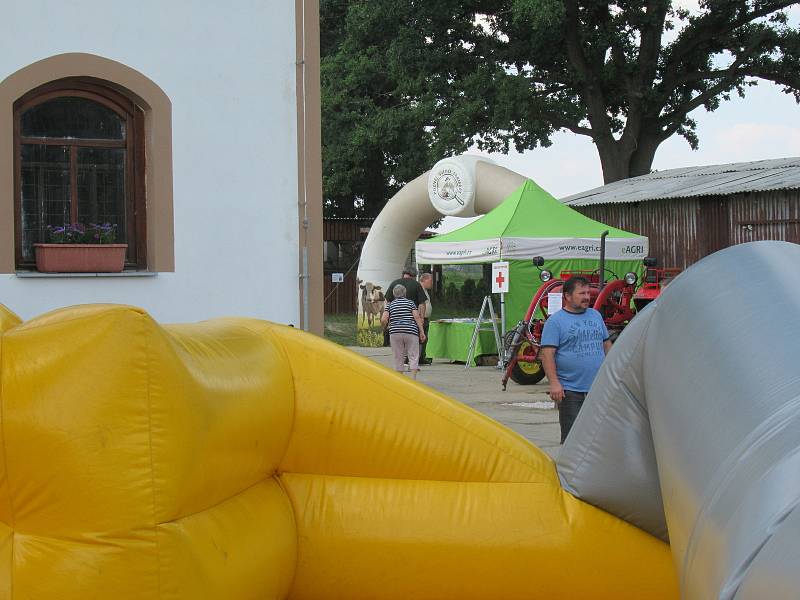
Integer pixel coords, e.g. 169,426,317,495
358,280,385,327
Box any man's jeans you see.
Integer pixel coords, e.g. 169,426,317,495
558,390,586,443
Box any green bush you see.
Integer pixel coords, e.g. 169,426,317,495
444,282,459,304
462,279,476,306
475,278,490,305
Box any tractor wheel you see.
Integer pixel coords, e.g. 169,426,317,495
509,341,546,385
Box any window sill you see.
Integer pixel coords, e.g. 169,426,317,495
15,270,158,278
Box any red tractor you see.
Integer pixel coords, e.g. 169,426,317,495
632,261,681,312
501,234,677,390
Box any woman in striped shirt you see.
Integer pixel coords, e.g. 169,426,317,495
381,284,427,379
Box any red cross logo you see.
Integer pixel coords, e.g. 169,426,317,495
495,272,505,287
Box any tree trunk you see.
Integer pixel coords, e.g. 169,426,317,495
596,138,633,184
595,133,663,184
629,134,662,178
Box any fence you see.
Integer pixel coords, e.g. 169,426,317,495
324,271,358,314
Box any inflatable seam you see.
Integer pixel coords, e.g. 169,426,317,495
0,332,15,599
143,317,163,599
722,498,800,600
232,322,297,473
154,477,284,526
253,325,301,598
680,393,800,593
273,473,301,596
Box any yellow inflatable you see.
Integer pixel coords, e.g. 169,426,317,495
0,304,677,599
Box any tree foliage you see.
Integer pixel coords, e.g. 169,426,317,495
321,0,800,216
321,0,482,216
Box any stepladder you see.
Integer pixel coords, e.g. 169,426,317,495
466,295,503,369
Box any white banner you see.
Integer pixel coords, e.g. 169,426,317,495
491,261,509,293
548,292,563,313
415,236,648,264
415,238,502,263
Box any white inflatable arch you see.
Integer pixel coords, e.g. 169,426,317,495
356,155,527,289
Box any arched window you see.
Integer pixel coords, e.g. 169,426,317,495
14,78,146,269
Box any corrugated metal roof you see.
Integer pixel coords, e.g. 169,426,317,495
562,157,800,206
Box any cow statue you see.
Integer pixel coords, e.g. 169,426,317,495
358,280,385,327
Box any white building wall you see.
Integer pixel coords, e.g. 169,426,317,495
0,0,301,324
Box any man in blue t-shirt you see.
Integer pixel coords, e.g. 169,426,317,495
540,276,611,443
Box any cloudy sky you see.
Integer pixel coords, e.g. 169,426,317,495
484,80,800,198
437,80,800,232
438,4,800,232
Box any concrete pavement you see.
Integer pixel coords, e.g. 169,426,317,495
350,346,562,459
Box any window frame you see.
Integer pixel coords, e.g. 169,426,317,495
13,77,146,270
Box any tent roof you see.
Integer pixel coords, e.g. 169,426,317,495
420,180,641,244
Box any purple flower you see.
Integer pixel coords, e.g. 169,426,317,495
45,222,118,244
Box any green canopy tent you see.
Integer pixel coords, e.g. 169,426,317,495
415,180,648,331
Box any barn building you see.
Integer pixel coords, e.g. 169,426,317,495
563,158,800,269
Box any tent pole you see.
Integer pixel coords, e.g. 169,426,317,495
599,230,609,290
500,292,506,369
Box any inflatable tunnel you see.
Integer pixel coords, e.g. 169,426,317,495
0,302,676,599
558,241,800,600
357,155,526,290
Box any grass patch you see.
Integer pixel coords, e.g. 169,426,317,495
324,291,485,348
324,313,357,346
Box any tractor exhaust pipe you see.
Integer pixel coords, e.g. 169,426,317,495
599,230,609,291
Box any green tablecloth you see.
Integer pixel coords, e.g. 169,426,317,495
427,319,500,365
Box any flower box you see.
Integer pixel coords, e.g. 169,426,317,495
34,243,128,273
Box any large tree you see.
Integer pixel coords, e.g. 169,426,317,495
321,1,800,215
321,1,480,217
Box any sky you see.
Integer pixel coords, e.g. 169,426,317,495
436,4,800,233
437,80,800,233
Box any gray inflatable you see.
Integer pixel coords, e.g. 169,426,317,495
557,241,800,600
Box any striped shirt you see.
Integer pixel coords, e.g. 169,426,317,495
385,297,419,336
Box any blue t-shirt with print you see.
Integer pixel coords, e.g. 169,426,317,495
540,308,609,392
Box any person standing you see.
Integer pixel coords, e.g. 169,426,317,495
381,284,426,379
539,276,612,443
383,268,427,346
419,272,434,364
